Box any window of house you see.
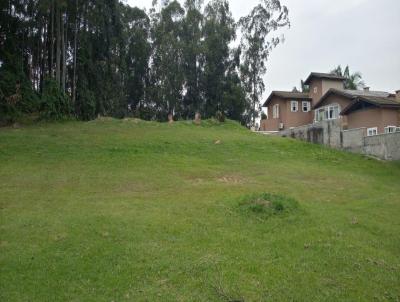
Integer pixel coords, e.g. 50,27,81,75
327,104,340,120
384,126,397,134
367,127,378,136
291,101,298,112
272,104,279,118
314,104,340,122
315,108,324,122
313,87,318,94
302,101,310,112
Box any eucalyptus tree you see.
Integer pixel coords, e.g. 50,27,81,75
181,0,203,117
149,0,185,119
123,6,151,117
201,0,236,118
239,0,289,126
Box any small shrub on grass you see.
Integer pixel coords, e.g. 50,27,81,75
238,193,299,219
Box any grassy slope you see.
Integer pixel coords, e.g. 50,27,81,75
0,119,399,301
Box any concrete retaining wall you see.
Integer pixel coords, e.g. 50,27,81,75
270,121,400,161
363,132,400,160
279,119,342,148
342,128,366,153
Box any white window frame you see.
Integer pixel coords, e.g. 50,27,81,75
367,127,378,136
313,87,318,94
302,101,311,112
272,104,279,119
384,126,397,134
315,108,324,122
314,104,340,122
291,100,298,112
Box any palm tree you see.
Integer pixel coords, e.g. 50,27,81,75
331,65,365,90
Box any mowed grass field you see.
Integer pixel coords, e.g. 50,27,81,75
1,119,400,301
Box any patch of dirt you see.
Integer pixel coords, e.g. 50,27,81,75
52,233,68,241
0,241,9,248
251,198,271,207
217,175,245,184
187,178,206,185
95,116,115,122
122,118,142,124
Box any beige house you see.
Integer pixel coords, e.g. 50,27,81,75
261,91,312,131
260,72,400,135
341,95,400,135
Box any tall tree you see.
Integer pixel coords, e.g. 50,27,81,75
239,0,289,126
202,0,236,118
1,0,292,125
181,0,203,117
150,0,185,119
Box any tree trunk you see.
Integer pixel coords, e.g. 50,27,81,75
50,1,54,78
61,12,66,93
72,0,78,106
40,16,47,93
56,2,61,88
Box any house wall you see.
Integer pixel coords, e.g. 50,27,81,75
321,79,344,95
308,79,323,107
260,97,287,131
381,108,400,129
346,108,399,134
308,78,344,107
284,100,313,129
260,97,313,131
316,94,351,112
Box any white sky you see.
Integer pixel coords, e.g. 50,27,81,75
126,0,400,98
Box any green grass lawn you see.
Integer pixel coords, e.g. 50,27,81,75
1,118,400,301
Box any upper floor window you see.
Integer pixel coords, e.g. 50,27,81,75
367,127,378,136
313,87,318,94
302,101,311,112
315,103,340,122
272,104,279,118
326,104,340,120
290,101,298,112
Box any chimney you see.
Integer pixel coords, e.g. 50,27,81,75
396,90,400,101
363,87,370,92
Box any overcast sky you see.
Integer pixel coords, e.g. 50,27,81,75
126,0,400,98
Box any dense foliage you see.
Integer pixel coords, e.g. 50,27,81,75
0,0,289,124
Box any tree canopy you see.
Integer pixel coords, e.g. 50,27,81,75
0,0,290,125
331,65,365,90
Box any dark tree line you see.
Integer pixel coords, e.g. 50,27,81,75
0,0,289,124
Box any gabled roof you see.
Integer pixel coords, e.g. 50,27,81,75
341,96,400,115
344,90,393,98
262,91,311,107
304,72,345,85
313,88,395,109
